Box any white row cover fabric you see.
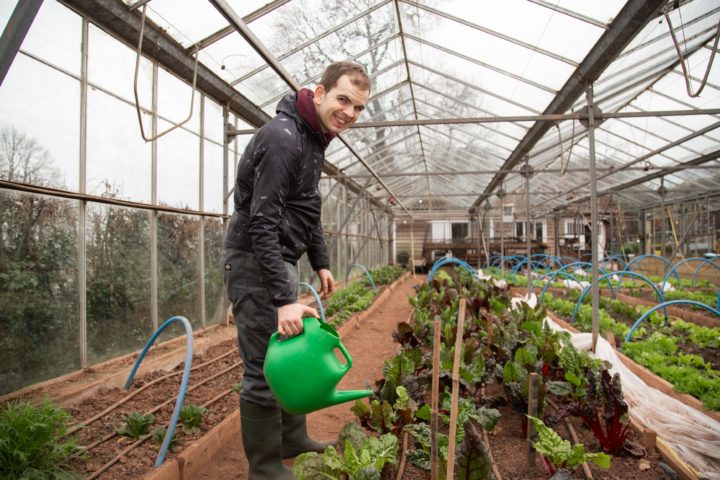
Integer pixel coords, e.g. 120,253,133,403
538,314,720,478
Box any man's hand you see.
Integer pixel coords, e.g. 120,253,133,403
277,303,318,336
317,268,336,297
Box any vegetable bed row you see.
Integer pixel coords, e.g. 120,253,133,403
290,267,671,479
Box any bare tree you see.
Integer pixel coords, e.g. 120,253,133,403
0,126,60,187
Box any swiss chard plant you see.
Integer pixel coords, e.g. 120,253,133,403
549,365,630,454
528,415,610,476
352,386,418,435
405,418,494,480
292,421,398,480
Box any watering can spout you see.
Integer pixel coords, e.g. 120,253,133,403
329,389,373,407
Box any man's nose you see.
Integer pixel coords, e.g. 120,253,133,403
343,104,355,118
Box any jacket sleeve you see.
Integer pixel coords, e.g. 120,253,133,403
248,128,299,307
307,221,330,271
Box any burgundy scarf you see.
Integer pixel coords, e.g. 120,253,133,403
295,88,335,147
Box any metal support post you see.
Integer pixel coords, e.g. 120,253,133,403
585,84,600,353
522,158,533,294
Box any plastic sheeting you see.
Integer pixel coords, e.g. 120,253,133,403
542,316,720,479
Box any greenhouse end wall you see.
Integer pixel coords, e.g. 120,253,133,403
0,0,391,395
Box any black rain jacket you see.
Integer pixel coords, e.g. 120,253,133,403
224,92,330,307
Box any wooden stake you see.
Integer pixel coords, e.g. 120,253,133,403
527,372,539,466
446,299,467,480
395,430,409,480
431,320,440,480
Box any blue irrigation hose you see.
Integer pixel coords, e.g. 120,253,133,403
622,254,679,289
298,282,326,322
536,270,586,303
124,316,193,467
689,258,720,287
345,263,377,289
661,257,720,291
624,300,720,342
426,257,476,283
571,270,669,323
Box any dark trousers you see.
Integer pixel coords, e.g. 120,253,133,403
223,249,298,407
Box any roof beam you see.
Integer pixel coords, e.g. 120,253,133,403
469,0,670,213
60,0,270,127
556,148,720,211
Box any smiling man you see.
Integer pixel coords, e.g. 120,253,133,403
222,62,370,479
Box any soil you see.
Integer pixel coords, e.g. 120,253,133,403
67,339,244,479
39,274,680,479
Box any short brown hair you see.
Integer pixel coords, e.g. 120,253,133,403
320,61,371,93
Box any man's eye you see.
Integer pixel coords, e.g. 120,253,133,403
338,97,349,104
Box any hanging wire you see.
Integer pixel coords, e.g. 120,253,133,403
133,4,199,142
664,10,720,98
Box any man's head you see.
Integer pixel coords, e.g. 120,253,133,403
313,61,371,134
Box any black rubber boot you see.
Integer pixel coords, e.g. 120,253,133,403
240,400,295,479
281,410,335,459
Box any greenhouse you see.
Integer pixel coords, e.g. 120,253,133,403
0,0,718,479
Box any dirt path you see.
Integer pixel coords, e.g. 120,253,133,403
196,274,422,479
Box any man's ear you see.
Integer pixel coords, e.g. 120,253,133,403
314,84,326,106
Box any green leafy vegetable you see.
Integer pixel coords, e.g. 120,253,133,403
0,399,83,480
117,412,154,439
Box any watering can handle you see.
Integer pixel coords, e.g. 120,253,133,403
337,342,353,372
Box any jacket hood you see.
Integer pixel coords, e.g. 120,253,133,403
276,90,335,148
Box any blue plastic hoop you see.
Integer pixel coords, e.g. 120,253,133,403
125,316,193,467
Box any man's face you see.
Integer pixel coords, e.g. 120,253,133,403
314,74,370,134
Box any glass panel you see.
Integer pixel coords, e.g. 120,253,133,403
158,212,201,330
204,217,225,326
0,54,79,191
0,189,79,394
141,0,231,48
158,66,200,135
204,140,224,213
200,31,267,84
20,1,81,75
204,96,225,145
87,88,151,202
86,203,152,364
157,121,199,210
88,24,153,108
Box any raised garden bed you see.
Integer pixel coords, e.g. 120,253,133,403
0,267,409,480
304,270,688,480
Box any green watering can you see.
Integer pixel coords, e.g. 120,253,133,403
264,317,372,414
